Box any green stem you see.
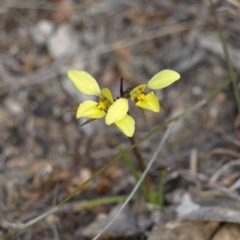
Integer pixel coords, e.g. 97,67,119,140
209,0,240,113
157,171,165,206
119,146,149,200
71,195,135,211
128,136,154,202
206,78,230,102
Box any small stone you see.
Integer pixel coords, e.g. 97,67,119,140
4,99,23,115
32,20,55,45
191,86,202,96
176,193,200,218
47,24,79,59
82,204,139,238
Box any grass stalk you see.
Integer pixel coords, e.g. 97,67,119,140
157,171,165,206
209,0,240,112
71,195,135,211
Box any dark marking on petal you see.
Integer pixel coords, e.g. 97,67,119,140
79,118,97,127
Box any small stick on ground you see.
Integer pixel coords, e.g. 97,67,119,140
190,148,198,177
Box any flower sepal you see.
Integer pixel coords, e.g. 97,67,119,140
68,70,101,96
135,92,160,112
77,101,106,119
114,114,135,137
147,69,180,90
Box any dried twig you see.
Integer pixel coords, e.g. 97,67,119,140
190,148,198,176
223,135,240,148
209,159,240,183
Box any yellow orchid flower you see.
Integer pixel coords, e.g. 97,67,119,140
107,69,180,121
130,69,180,112
68,70,135,137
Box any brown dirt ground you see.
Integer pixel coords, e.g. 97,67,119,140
1,0,240,239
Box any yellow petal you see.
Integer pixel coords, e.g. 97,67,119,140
147,70,180,89
77,101,106,118
105,98,129,125
101,88,114,103
136,92,160,112
115,114,135,137
130,84,147,101
68,70,101,96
